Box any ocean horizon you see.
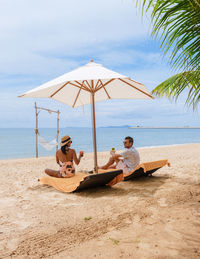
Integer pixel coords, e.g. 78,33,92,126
0,127,200,160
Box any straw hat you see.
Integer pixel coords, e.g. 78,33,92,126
60,135,72,147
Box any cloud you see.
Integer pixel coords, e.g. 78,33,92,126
0,90,199,127
0,0,151,75
0,0,199,128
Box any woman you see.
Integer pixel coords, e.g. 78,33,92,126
45,135,84,178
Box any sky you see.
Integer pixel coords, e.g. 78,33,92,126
0,0,199,128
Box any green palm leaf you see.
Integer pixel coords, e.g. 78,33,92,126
138,0,200,108
152,70,200,109
141,0,200,71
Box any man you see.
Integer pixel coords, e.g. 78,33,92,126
99,136,140,175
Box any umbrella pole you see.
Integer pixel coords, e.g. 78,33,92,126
91,91,98,173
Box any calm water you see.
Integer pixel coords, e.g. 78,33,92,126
0,127,200,159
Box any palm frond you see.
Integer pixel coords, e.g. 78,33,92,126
141,0,200,71
152,70,200,109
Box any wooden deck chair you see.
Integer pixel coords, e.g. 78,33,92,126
39,169,123,193
123,159,170,181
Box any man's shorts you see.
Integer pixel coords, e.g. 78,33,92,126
116,160,130,176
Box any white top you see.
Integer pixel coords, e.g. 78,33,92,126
120,147,140,172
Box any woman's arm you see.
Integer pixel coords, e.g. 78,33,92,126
73,149,82,165
56,151,60,165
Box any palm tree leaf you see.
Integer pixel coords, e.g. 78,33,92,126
141,0,200,71
152,70,200,109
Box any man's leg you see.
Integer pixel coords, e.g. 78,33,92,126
100,155,121,170
45,169,62,178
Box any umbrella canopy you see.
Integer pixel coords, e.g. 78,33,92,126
19,60,153,172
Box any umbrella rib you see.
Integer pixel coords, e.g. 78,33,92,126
72,82,84,108
99,79,111,99
85,80,93,91
94,78,115,92
128,78,145,86
68,82,91,92
50,81,90,99
94,79,101,91
119,78,154,99
50,82,70,98
74,80,91,92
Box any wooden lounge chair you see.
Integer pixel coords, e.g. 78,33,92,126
39,169,123,193
123,159,170,181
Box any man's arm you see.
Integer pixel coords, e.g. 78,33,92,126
120,150,128,159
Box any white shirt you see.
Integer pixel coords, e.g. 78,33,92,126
120,147,140,172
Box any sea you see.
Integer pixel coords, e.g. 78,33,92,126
0,127,200,160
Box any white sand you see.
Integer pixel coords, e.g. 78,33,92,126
0,143,200,258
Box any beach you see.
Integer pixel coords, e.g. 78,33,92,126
0,143,200,258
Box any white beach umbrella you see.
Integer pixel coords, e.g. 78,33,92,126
19,60,153,172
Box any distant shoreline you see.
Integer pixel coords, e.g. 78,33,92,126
1,128,200,160
0,126,200,129
130,127,200,129
0,142,199,161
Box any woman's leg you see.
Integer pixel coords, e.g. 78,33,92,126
45,169,62,178
63,172,75,178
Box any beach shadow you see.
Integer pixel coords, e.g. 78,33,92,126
29,175,169,198
75,175,169,198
